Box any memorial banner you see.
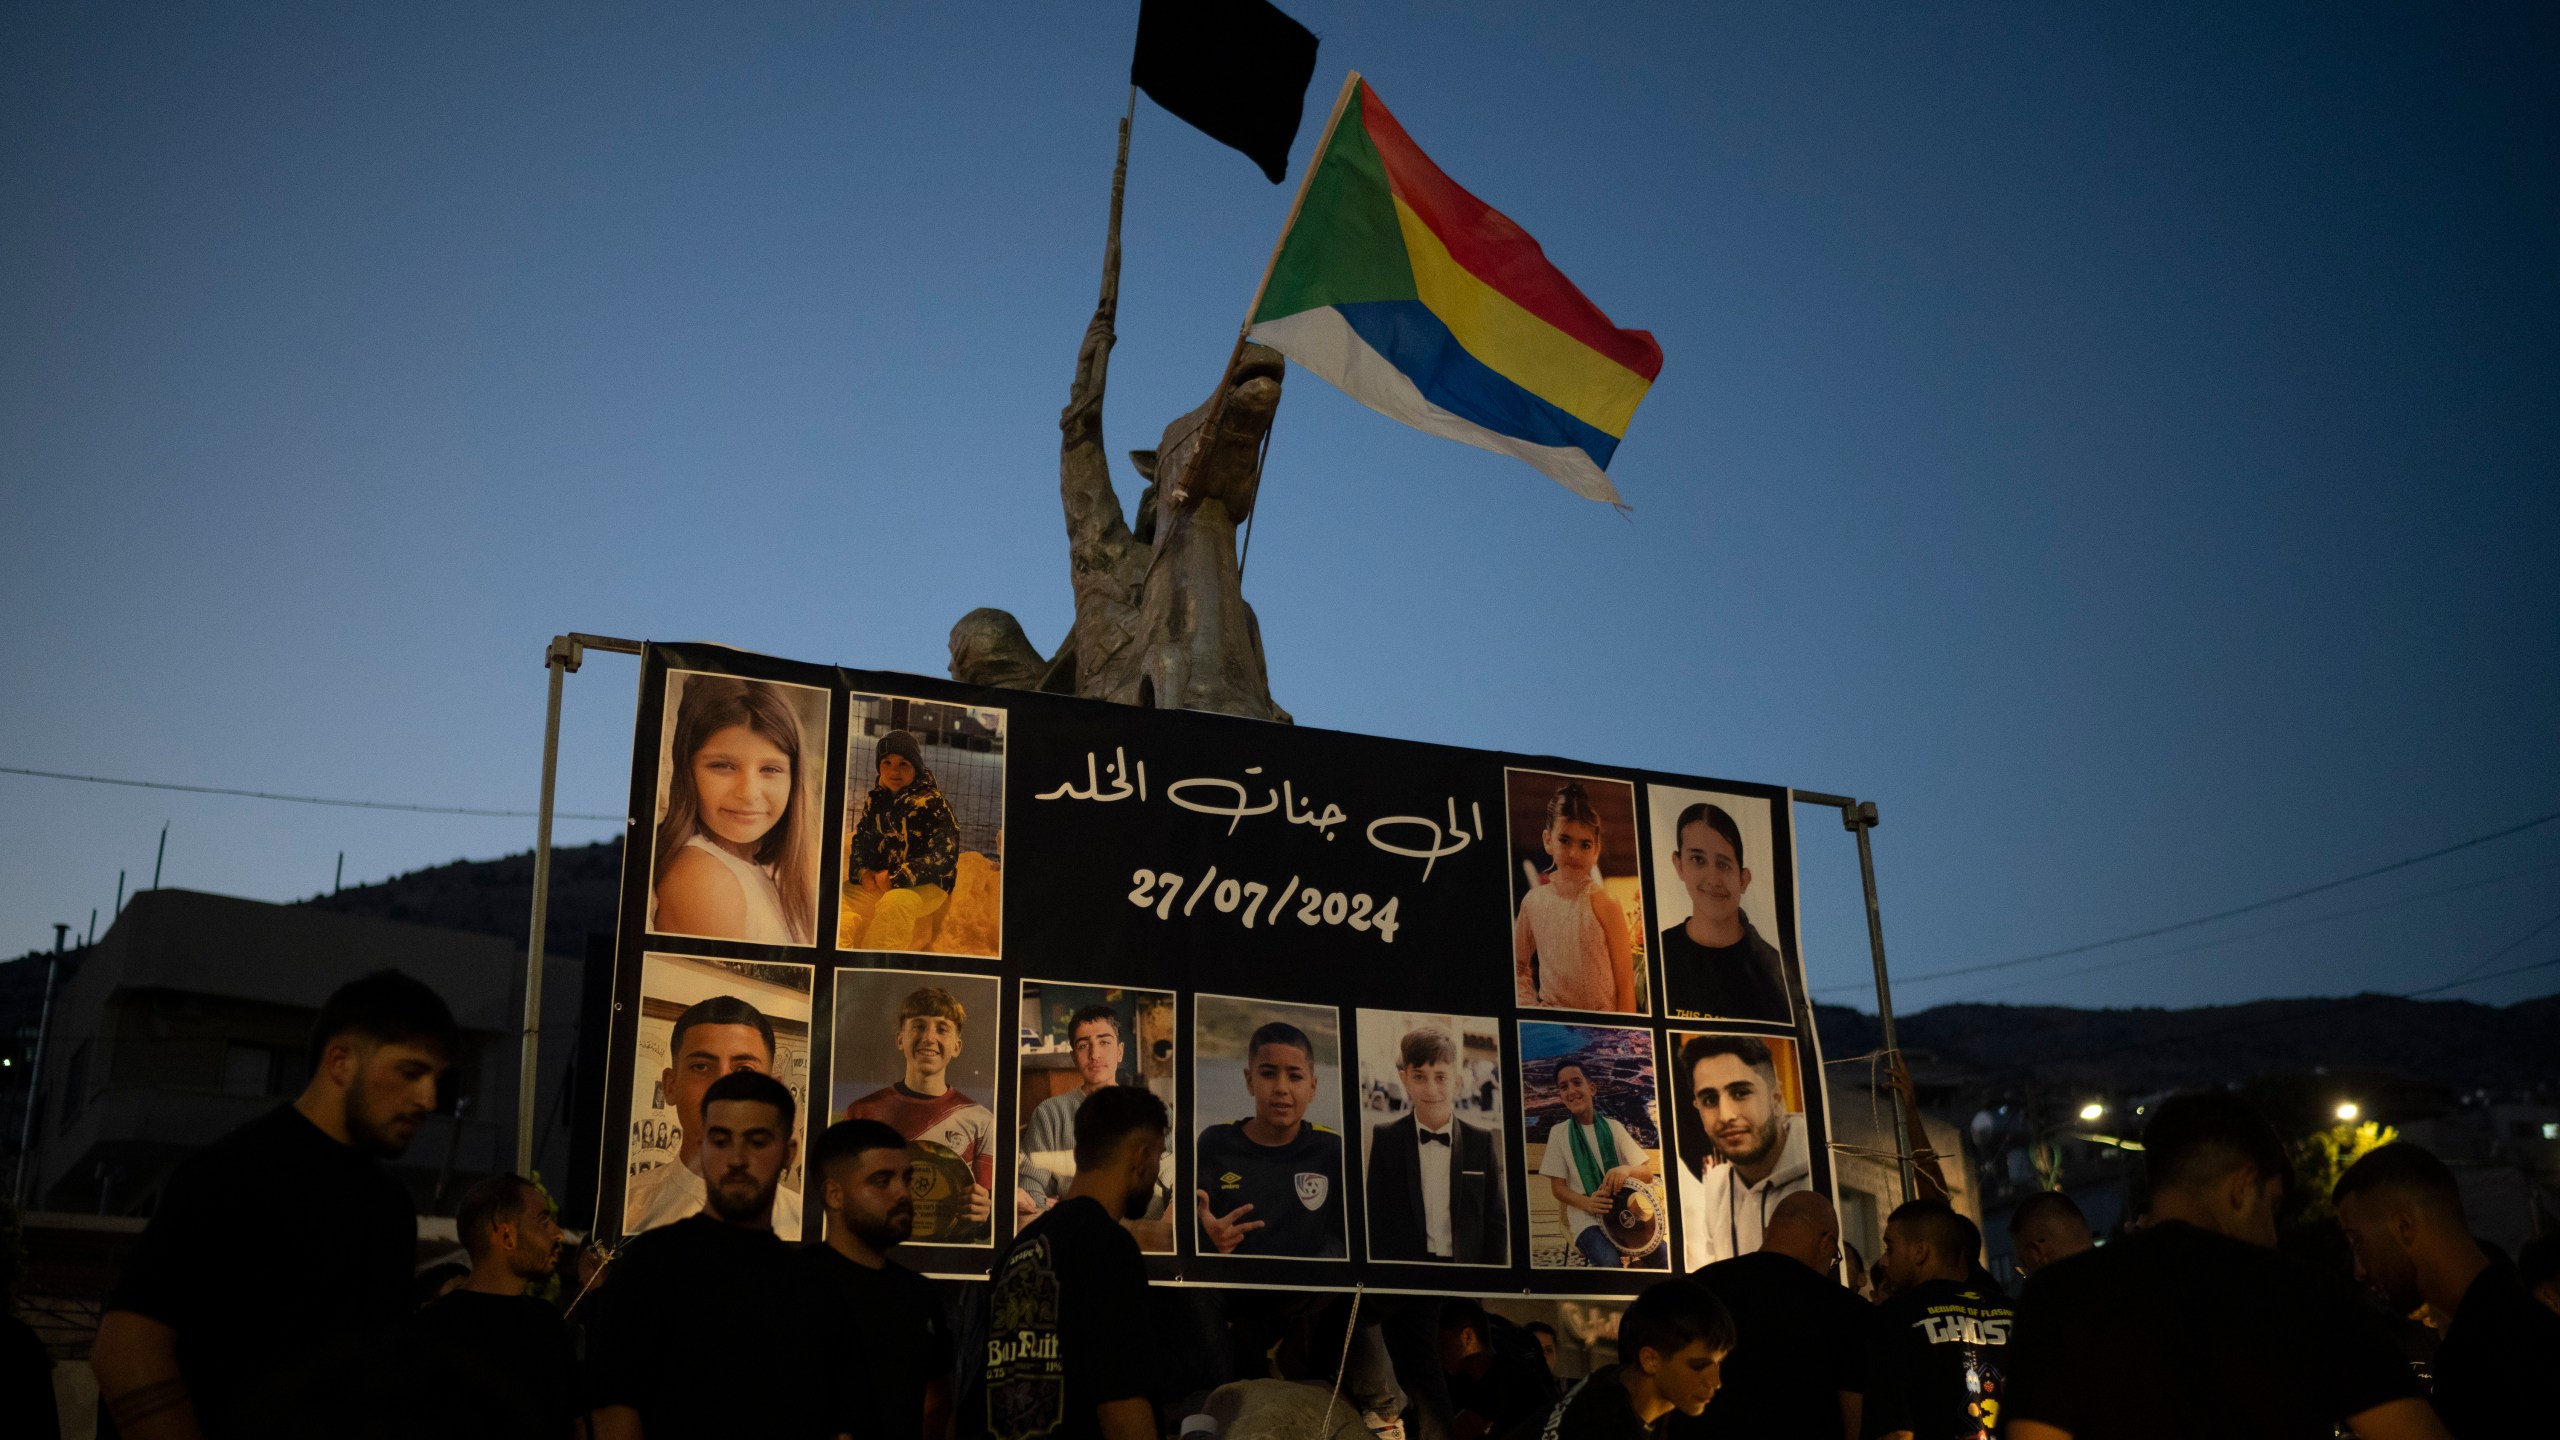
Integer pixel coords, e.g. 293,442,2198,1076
595,642,1831,1296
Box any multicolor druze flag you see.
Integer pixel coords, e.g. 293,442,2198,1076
1247,74,1663,505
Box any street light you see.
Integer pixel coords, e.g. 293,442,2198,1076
2335,1102,2359,1122
2078,1102,2106,1122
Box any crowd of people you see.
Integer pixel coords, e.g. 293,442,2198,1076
64,968,2560,1440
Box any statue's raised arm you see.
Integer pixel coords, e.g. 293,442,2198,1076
949,108,1291,724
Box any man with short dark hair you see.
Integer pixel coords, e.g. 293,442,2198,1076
801,1118,955,1440
1366,1026,1507,1265
1658,805,1790,1024
1433,1298,1558,1440
1866,1198,2014,1440
1675,1034,1809,1270
2005,1091,2448,1440
2005,1190,2093,1281
406,1173,581,1439
623,993,802,1237
1523,1321,1561,1374
1685,1191,1878,1440
1542,1279,1733,1440
1196,1021,1346,1257
968,1085,1170,1440
585,1070,855,1440
93,968,458,1439
2333,1142,2560,1438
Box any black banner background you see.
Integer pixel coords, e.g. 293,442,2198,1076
594,642,1832,1297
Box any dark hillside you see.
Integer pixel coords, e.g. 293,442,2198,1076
301,838,625,956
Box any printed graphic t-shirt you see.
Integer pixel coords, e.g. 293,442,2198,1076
974,1195,1152,1440
1196,1121,1347,1257
1868,1276,2016,1440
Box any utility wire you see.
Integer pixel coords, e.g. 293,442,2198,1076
2006,909,2560,1066
2432,908,2560,988
1814,806,2560,994
2405,953,2560,998
1933,859,2560,1004
0,764,622,822
2085,952,2560,1061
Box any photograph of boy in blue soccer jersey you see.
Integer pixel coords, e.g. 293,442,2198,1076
1193,995,1347,1259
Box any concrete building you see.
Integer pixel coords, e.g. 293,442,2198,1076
1826,1088,1981,1276
23,886,586,1217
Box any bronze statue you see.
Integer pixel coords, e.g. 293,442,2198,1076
947,113,1290,724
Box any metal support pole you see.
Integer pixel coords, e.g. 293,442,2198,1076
1843,800,1919,1204
517,636,577,1177
516,632,645,1180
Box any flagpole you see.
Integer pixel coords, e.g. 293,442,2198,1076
1173,70,1361,509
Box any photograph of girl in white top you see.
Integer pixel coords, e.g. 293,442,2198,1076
649,674,822,946
1512,778,1639,1014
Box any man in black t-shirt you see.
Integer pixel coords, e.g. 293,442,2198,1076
1681,1191,1879,1440
2005,1091,2446,1440
1868,1198,2013,1440
969,1085,1170,1440
92,969,458,1440
583,1070,855,1440
1541,1280,1734,1440
405,1172,580,1440
801,1118,955,1440
1196,1022,1346,1257
1657,804,1790,1024
2333,1142,2560,1439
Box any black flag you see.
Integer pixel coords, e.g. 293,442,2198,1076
1131,0,1319,184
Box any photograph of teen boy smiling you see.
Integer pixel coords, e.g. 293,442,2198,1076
1197,1021,1346,1258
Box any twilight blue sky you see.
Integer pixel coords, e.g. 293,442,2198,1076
5,2,2555,1014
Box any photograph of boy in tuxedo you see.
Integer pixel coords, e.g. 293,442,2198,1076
1365,1026,1508,1266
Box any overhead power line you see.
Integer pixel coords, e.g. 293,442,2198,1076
2402,953,2560,996
2011,909,2560,1066
1815,806,2560,995
1935,859,2560,1004
0,764,623,822
2051,950,2560,1065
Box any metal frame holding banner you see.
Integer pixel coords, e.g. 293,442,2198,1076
586,640,1841,1297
